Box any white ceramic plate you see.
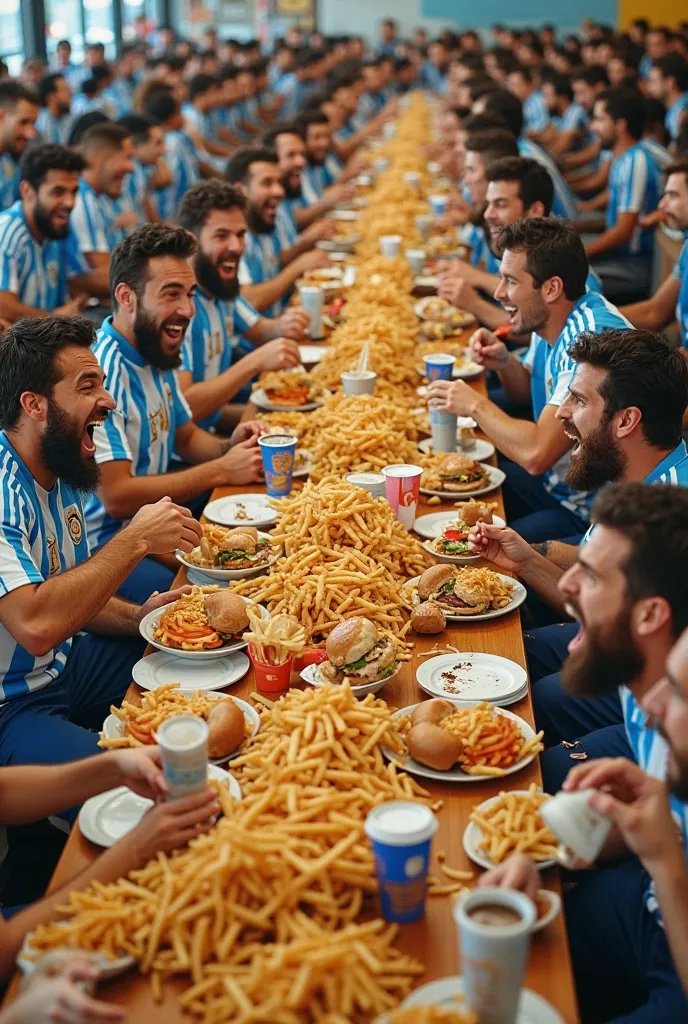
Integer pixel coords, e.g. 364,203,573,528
376,977,564,1024
186,568,229,588
204,495,278,529
101,692,260,765
18,925,135,979
251,387,325,413
532,890,562,932
414,510,505,540
414,275,439,288
463,791,557,871
418,437,496,461
402,573,526,622
132,651,250,691
383,703,541,783
175,532,280,581
299,265,343,280
332,209,360,222
78,765,242,849
298,345,326,364
300,661,402,698
139,598,268,661
316,235,360,252
421,538,479,564
415,652,528,703
413,299,476,327
453,360,485,380
420,464,506,500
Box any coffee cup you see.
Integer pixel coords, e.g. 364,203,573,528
364,801,438,923
539,789,613,868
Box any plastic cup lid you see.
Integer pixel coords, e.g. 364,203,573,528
365,801,438,846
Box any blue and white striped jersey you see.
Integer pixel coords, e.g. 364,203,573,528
0,431,90,703
35,108,71,145
640,137,672,171
0,201,89,311
523,91,550,134
672,240,688,349
182,103,214,140
238,214,297,318
0,154,19,212
606,144,662,257
666,93,688,141
275,73,308,119
301,154,342,200
518,139,578,221
182,290,261,429
71,179,117,254
157,130,200,221
71,93,116,119
101,78,134,118
463,224,501,275
553,101,591,150
85,318,192,550
420,63,448,94
521,292,631,519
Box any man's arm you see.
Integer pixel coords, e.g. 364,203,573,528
492,354,533,407
0,291,85,321
468,392,572,476
584,211,640,260
576,188,610,214
468,522,570,614
177,355,261,423
621,274,681,331
240,251,327,313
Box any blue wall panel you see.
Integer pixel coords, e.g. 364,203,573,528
422,0,617,28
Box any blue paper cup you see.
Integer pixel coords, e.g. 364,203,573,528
257,434,297,498
365,801,438,923
424,352,455,382
429,194,448,216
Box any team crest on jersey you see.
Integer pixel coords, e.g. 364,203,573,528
210,330,223,359
46,534,61,576
65,504,83,546
47,261,58,288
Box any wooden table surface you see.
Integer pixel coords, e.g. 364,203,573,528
5,376,579,1022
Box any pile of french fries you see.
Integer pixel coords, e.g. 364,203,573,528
470,784,559,865
242,606,306,666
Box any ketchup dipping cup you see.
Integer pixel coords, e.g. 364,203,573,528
258,434,297,498
382,464,423,529
365,801,438,922
249,650,293,693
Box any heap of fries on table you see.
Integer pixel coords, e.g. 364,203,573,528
23,96,552,1024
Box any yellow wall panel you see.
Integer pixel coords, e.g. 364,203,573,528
619,0,686,29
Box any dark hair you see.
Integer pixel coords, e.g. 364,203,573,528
509,64,534,83
225,145,278,184
178,179,246,234
67,111,109,146
570,329,688,449
0,80,38,111
465,129,519,164
591,482,688,637
549,72,574,103
57,39,71,50
294,110,330,135
38,73,65,106
597,87,645,140
486,156,553,216
496,217,588,299
19,143,85,189
262,120,302,148
118,113,156,144
645,96,670,141
571,64,609,87
461,112,508,134
653,53,688,92
631,18,649,32
142,86,178,124
109,224,197,307
464,75,499,103
188,72,218,101
80,122,132,156
0,317,96,430
481,89,523,138
665,159,688,184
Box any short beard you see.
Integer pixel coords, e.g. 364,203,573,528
194,253,239,301
34,199,70,241
40,400,101,494
565,416,627,491
662,738,688,802
517,299,550,336
133,307,183,371
561,601,644,698
282,177,302,200
308,153,325,166
247,206,274,235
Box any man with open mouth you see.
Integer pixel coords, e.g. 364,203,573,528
85,224,266,604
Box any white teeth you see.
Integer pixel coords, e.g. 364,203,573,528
564,603,580,621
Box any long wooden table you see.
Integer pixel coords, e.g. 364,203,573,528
4,378,579,1022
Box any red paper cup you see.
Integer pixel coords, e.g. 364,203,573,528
249,650,293,693
382,464,423,530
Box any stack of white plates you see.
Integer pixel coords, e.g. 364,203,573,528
416,652,528,707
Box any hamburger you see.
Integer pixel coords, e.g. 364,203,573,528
319,617,399,685
433,454,489,494
203,591,250,642
406,699,464,771
213,527,272,570
417,564,490,616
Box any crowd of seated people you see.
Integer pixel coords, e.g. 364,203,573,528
0,14,687,1023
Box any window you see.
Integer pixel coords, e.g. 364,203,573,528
0,0,23,74
84,0,116,58
46,0,117,64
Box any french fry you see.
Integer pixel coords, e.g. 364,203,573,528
469,784,559,864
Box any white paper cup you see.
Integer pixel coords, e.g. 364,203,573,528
455,887,536,1024
415,214,433,240
427,160,441,175
406,248,427,275
298,285,324,339
382,464,423,529
380,234,402,257
429,407,458,453
429,194,448,216
404,171,421,189
383,121,397,138
346,471,386,498
539,789,613,868
341,370,377,395
156,715,209,800
373,156,390,173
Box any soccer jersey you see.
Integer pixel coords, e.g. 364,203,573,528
666,94,688,140
640,137,672,171
523,91,550,134
518,139,577,220
671,240,688,348
102,78,134,118
0,431,89,703
301,154,342,200
553,101,591,150
35,108,71,145
0,202,89,311
85,318,192,550
71,178,126,254
158,130,200,221
182,290,261,429
521,293,631,520
463,224,501,275
606,144,662,257
238,215,297,318
275,73,307,119
0,154,19,212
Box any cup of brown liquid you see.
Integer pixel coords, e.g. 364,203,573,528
454,887,536,1024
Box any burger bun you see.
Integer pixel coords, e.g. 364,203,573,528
417,564,455,601
410,699,455,728
204,591,249,636
407,722,464,771
207,700,246,758
325,617,379,668
410,600,446,634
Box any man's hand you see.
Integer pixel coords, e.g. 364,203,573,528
564,757,683,872
120,787,220,866
324,182,357,207
110,747,167,801
114,210,139,230
126,497,202,555
468,522,534,574
479,852,539,902
276,307,310,339
295,250,332,274
11,955,126,1023
438,275,479,312
214,436,263,484
54,295,88,317
258,337,301,372
138,586,191,624
426,378,477,417
470,327,510,371
302,219,336,244
229,419,268,445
